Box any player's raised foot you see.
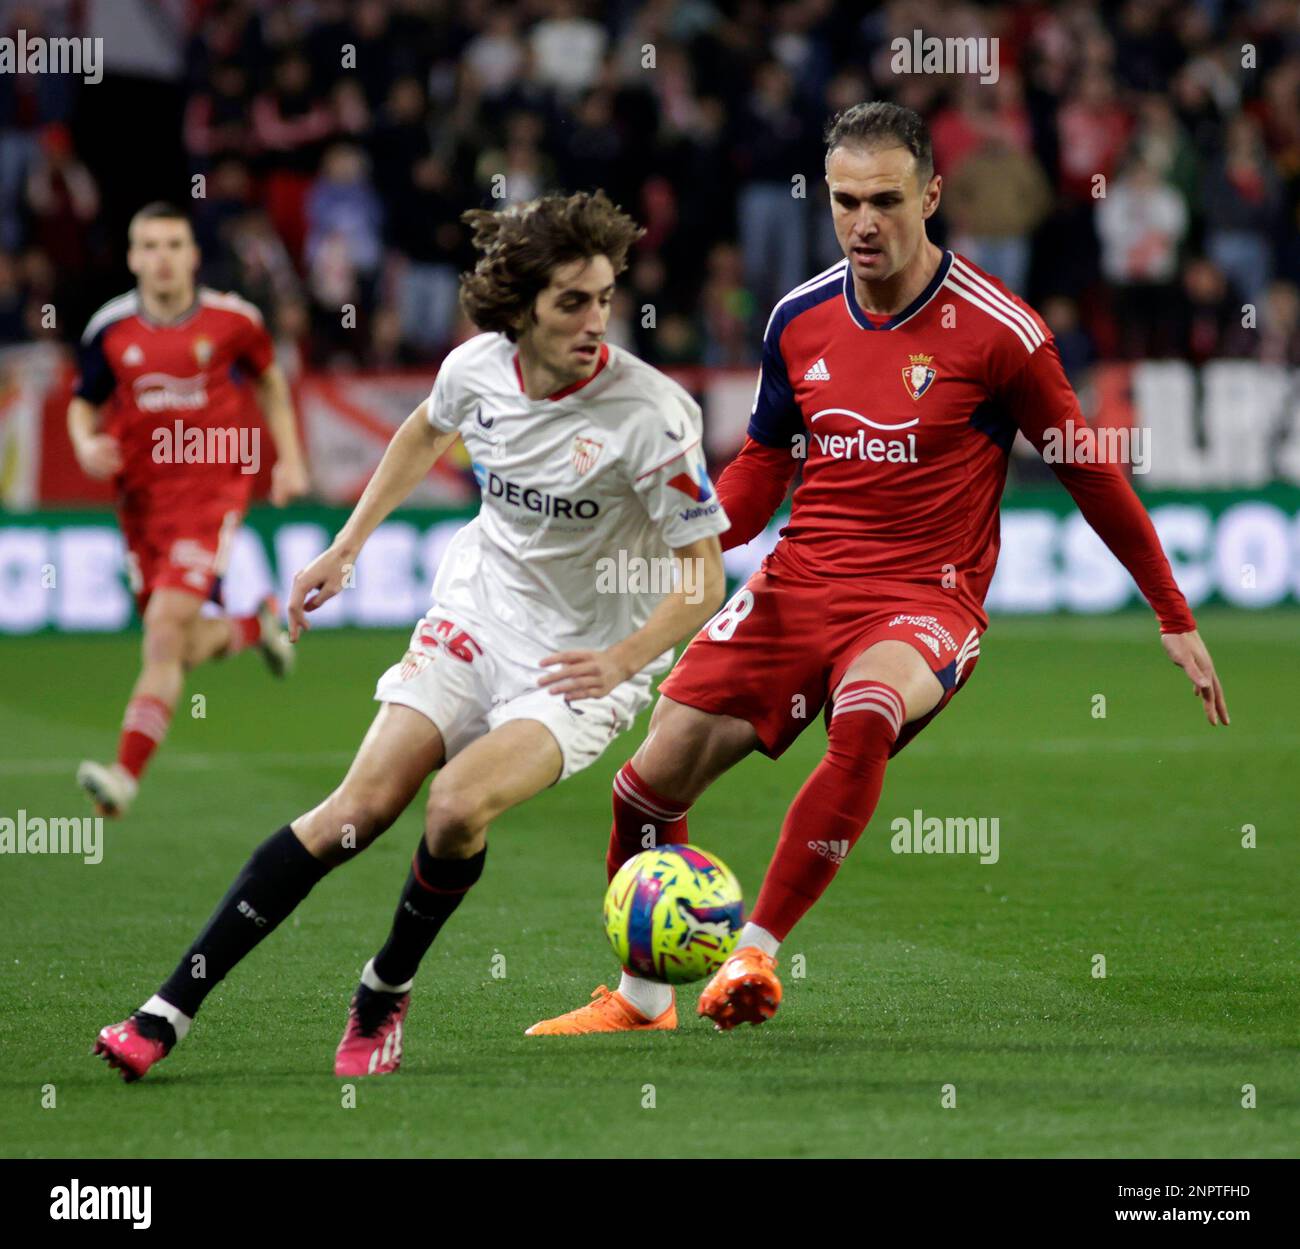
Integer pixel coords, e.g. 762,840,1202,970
256,596,295,678
76,760,138,818
334,984,410,1076
697,947,782,1031
92,1013,175,1082
525,984,677,1035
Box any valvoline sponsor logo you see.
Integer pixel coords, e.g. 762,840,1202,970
668,464,719,521
470,461,600,519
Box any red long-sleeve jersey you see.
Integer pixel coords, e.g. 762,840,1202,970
720,250,1195,634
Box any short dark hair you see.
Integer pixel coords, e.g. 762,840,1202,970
128,201,192,239
823,102,935,182
459,190,644,340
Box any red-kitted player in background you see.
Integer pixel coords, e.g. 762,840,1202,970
68,202,308,818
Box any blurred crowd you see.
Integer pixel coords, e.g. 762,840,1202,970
0,0,1298,373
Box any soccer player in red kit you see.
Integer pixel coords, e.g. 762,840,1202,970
528,102,1229,1036
69,202,308,818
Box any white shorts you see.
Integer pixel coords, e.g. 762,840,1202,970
374,610,653,782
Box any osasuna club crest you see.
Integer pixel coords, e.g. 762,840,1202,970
570,434,603,475
903,353,937,400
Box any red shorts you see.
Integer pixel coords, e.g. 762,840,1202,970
119,505,243,615
659,562,983,758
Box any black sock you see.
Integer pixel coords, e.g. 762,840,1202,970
130,1012,177,1050
158,825,329,1018
351,984,405,1036
372,840,486,987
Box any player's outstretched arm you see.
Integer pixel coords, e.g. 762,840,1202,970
253,363,309,505
1161,629,1230,727
1002,341,1227,728
67,396,122,479
539,535,726,700
287,401,458,640
1049,456,1231,729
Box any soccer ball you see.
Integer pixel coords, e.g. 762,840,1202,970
603,845,744,984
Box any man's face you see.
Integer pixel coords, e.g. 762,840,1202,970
519,254,614,382
826,143,940,286
127,218,199,299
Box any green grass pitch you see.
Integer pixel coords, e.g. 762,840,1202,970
1,609,1294,1158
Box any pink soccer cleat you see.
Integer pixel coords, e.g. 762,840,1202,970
92,1016,173,1082
333,987,410,1076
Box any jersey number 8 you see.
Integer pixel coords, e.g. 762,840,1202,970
706,588,755,642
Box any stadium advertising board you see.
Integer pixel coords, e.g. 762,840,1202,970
3,489,1298,633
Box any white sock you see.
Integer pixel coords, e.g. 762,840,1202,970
139,994,192,1042
617,971,673,1019
737,922,780,958
361,958,412,995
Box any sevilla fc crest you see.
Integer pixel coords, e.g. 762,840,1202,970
902,353,937,400
570,434,603,475
399,649,432,681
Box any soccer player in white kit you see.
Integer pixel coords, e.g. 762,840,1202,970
92,191,730,1082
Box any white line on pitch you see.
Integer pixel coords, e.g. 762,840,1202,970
0,750,355,776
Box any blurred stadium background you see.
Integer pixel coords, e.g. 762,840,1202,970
0,0,1298,633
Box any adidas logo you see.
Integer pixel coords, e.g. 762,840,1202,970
804,357,830,381
914,631,941,658
808,838,850,864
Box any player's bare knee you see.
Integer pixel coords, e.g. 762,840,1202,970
636,698,751,802
179,623,208,671
424,783,489,855
634,702,697,792
289,815,340,864
298,790,399,859
840,643,942,724
142,617,187,667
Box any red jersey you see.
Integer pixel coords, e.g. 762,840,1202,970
75,287,275,520
729,250,1195,634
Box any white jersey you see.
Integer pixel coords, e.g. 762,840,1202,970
424,332,730,675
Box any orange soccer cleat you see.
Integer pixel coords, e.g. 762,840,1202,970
697,946,782,1030
525,985,677,1036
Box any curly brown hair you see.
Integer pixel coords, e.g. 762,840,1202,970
459,190,645,340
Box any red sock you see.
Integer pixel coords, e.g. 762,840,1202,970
226,615,262,655
750,681,904,941
116,694,174,780
607,761,691,881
